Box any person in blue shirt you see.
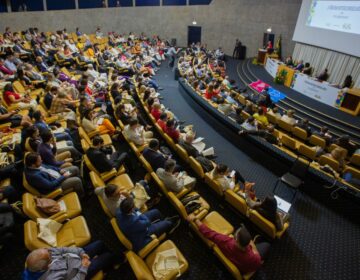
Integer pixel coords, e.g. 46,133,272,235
116,196,180,252
24,152,84,196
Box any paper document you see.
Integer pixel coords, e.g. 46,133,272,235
56,141,68,149
192,137,204,144
274,195,291,213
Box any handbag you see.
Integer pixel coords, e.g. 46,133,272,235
180,194,200,205
131,183,150,209
35,197,60,215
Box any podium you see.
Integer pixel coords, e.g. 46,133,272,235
339,88,360,116
257,49,267,64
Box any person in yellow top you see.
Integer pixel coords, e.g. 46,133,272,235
253,108,269,126
76,38,84,51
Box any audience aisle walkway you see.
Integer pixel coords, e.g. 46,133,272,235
153,61,360,280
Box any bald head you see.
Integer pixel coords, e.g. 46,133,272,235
26,248,50,272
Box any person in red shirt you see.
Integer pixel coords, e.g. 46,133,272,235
164,118,180,142
151,103,162,121
204,84,218,100
187,214,270,274
157,113,168,131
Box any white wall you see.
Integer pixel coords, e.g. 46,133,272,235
0,0,302,57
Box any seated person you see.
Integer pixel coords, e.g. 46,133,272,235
95,183,130,216
204,84,218,100
217,97,235,115
241,116,258,132
150,102,162,121
342,75,353,89
335,134,358,157
267,106,282,120
253,108,269,126
313,126,333,145
86,135,131,173
142,139,174,171
116,197,179,252
33,110,72,142
325,147,346,169
253,195,287,231
164,119,181,142
280,110,296,126
156,113,168,131
302,62,312,75
188,215,270,274
228,107,245,124
37,130,73,168
24,152,84,196
210,164,254,192
317,68,329,82
295,118,312,135
49,91,77,121
240,125,279,145
23,241,115,280
81,108,116,136
156,159,196,193
123,118,153,146
0,96,32,128
294,60,304,71
3,83,37,110
244,183,261,208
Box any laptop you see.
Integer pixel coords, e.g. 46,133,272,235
274,195,291,214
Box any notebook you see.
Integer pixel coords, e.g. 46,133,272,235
274,195,291,214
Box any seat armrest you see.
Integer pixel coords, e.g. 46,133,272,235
101,169,117,182
138,238,160,258
88,129,100,138
176,188,191,199
275,221,290,239
44,116,59,124
195,209,208,220
45,188,63,199
49,211,68,223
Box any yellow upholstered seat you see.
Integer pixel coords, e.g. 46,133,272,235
349,154,360,168
175,144,189,163
23,173,65,199
168,191,209,220
318,155,340,172
204,172,224,196
83,154,125,182
126,240,189,280
277,119,294,133
281,134,298,151
292,126,308,141
224,190,248,216
298,144,317,161
79,126,113,146
110,218,165,258
248,209,289,239
24,216,91,251
188,156,205,178
309,134,326,149
22,192,81,222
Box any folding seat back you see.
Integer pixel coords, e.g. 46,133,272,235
204,173,224,197
292,127,308,141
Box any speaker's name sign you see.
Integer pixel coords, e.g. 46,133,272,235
265,58,279,78
291,73,339,107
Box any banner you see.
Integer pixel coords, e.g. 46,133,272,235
291,73,340,107
267,87,287,103
249,80,286,103
265,58,279,78
249,80,270,93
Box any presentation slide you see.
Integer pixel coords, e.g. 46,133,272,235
306,1,360,35
293,0,360,57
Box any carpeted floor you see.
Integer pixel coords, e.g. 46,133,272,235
1,60,360,280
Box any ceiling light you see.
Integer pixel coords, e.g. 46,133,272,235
192,20,197,25
267,27,272,33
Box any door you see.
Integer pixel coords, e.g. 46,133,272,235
188,26,202,46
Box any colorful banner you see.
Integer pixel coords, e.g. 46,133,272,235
267,87,287,103
249,80,287,103
249,80,270,93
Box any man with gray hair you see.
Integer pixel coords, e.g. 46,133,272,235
22,240,114,279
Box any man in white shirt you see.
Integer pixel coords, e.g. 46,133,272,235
280,110,296,126
123,118,153,146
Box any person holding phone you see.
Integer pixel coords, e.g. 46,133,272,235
210,164,255,193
